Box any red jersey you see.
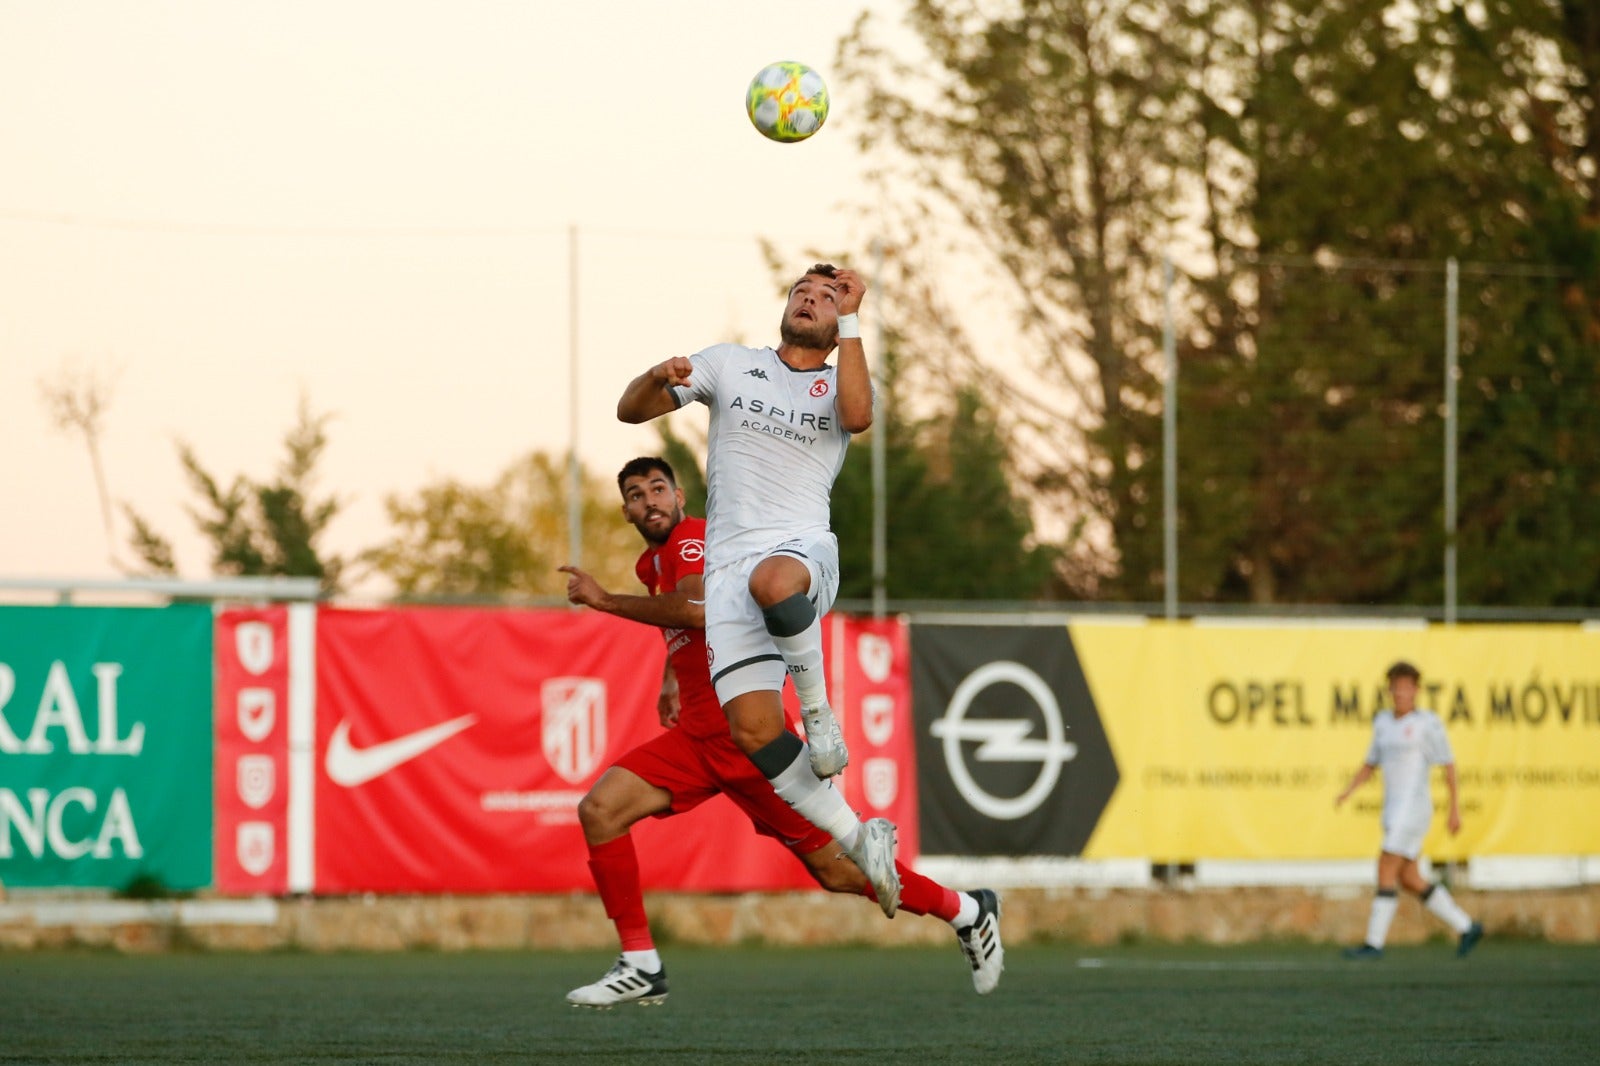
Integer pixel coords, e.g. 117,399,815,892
634,516,723,738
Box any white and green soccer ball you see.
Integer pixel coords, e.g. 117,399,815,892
746,61,829,143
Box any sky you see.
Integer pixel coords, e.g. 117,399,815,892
0,0,912,592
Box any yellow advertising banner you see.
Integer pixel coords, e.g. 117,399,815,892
1071,622,1600,860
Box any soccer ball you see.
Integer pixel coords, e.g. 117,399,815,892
746,61,829,143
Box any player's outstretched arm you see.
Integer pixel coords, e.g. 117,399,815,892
830,269,872,434
559,566,704,629
617,357,693,423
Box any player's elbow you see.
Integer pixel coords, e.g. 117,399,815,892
840,408,873,435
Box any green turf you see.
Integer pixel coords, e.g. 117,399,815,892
1,942,1596,1065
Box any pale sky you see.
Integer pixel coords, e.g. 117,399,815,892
0,0,910,591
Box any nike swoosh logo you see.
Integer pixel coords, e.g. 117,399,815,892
325,713,478,787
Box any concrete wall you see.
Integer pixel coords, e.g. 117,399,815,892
1,885,1596,953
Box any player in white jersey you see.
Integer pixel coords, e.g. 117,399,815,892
617,264,907,919
1335,660,1484,959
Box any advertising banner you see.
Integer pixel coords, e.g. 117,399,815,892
0,605,212,890
213,607,291,894
311,607,916,894
825,616,919,861
910,623,1119,857
1073,622,1600,860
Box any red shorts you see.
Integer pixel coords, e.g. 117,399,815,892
614,727,834,856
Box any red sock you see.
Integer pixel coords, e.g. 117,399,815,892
862,860,962,921
587,835,653,951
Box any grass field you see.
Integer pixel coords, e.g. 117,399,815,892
2,942,1597,1065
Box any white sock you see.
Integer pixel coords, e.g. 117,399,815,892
769,743,862,845
951,892,980,930
1365,891,1399,948
771,618,828,708
1423,885,1473,934
622,948,661,974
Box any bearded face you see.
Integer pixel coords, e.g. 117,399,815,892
780,312,836,349
779,273,840,349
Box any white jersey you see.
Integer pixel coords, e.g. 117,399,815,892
1364,708,1453,826
669,343,852,569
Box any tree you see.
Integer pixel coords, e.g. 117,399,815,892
837,0,1215,599
125,397,347,590
840,0,1600,608
364,450,640,600
830,344,1057,601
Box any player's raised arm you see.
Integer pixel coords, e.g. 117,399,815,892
617,357,694,424
830,269,872,434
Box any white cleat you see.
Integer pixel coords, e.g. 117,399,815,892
802,702,849,778
847,817,901,918
957,889,1005,994
565,956,669,1009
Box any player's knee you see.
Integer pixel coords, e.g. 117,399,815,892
727,715,781,756
747,563,805,607
576,788,618,839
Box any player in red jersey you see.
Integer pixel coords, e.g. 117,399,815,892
559,457,1003,1008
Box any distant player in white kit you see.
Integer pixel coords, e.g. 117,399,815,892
614,265,914,923
1335,660,1484,959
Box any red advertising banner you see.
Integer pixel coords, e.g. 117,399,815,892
311,606,916,894
827,615,920,862
213,607,290,894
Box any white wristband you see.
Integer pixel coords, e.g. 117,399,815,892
836,312,861,340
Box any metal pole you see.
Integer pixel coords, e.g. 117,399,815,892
871,239,888,619
568,223,582,571
1444,256,1459,624
1162,254,1178,620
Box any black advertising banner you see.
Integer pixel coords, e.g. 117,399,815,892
911,623,1119,856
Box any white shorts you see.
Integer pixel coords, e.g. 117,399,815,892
1380,817,1430,860
704,533,839,704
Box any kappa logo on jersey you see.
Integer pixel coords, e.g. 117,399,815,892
541,677,608,784
809,379,829,397
679,538,705,562
744,368,770,380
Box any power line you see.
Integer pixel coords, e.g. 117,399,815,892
0,207,821,246
0,207,566,238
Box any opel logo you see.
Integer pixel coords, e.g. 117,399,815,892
930,660,1078,820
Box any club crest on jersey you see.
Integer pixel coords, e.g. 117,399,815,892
809,379,829,397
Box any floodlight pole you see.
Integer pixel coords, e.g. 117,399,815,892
1162,255,1178,621
871,238,888,619
568,223,582,572
1444,256,1459,624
